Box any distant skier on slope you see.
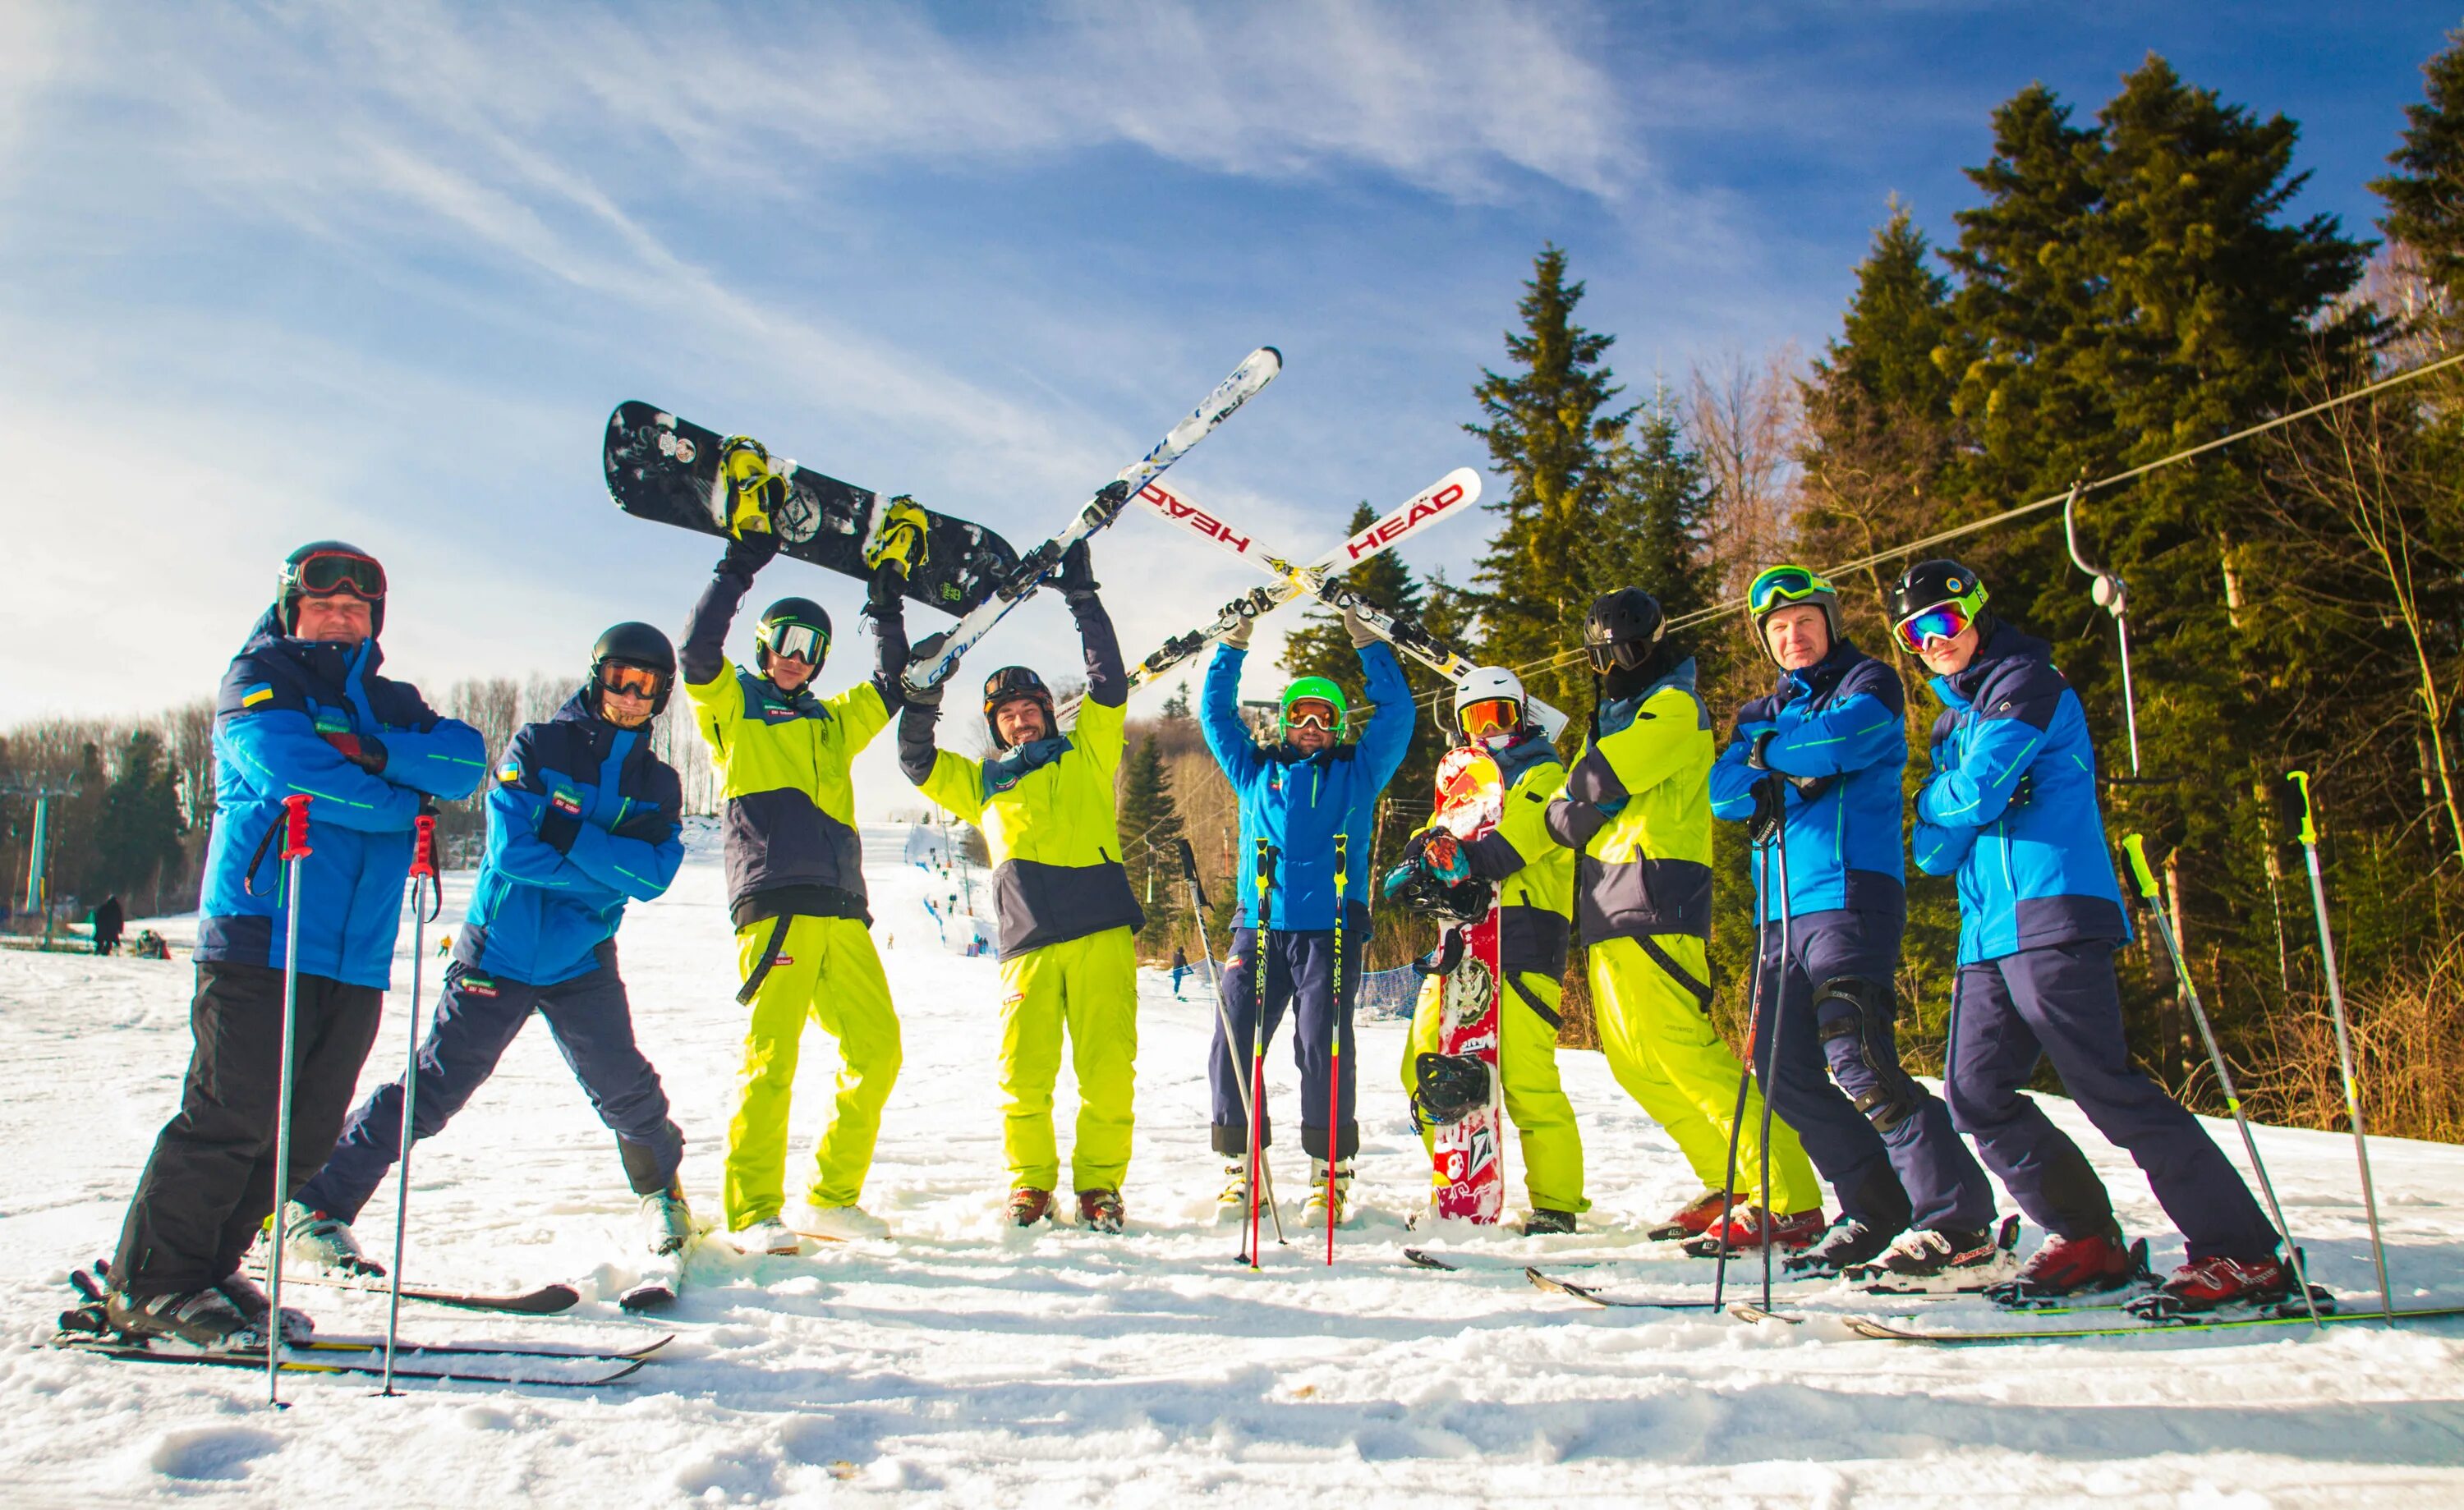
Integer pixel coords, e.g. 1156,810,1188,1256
1897,559,2292,1310
1708,565,2002,1281
678,449,924,1252
1543,588,1826,1250
1387,668,1588,1234
282,623,692,1280
104,542,485,1350
896,540,1146,1232
1200,608,1413,1225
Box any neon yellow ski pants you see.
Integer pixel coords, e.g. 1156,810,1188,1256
1402,966,1588,1214
724,915,902,1225
997,926,1138,1194
1588,934,1822,1214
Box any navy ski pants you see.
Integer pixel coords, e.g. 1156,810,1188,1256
1209,917,1364,1161
1752,910,1996,1233
299,959,681,1223
1945,940,2278,1262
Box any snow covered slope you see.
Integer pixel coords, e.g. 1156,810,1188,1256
4,824,2463,1506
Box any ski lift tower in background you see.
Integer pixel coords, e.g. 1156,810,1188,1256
2,778,66,950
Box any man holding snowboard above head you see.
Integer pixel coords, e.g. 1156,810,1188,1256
1201,608,1414,1224
896,540,1145,1232
106,542,485,1349
679,441,926,1253
1708,565,2001,1282
1897,560,2291,1310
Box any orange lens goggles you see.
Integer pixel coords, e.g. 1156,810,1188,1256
599,663,669,700
1458,697,1520,739
1285,699,1340,732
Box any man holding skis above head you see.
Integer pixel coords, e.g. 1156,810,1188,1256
106,542,485,1350
896,540,1144,1232
283,624,691,1279
1897,559,2291,1310
1708,565,2001,1281
1545,588,1826,1251
680,443,925,1253
1389,668,1587,1235
1201,607,1413,1224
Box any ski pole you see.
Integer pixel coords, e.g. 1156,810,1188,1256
2289,773,2393,1322
1178,839,1281,1243
1246,840,1276,1268
1712,824,1772,1310
2123,835,2322,1325
1326,833,1348,1265
266,792,312,1407
382,807,442,1395
1758,802,1796,1311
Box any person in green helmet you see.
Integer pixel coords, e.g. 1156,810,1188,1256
1198,608,1414,1224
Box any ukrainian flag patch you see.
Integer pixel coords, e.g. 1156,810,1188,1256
498,758,523,785
241,683,275,709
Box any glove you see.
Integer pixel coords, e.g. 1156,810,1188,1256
1420,831,1469,883
903,631,950,706
1747,730,1777,770
1746,773,1786,846
536,783,585,854
2006,771,2035,810
1223,614,1255,651
867,560,906,617
721,528,780,576
1786,772,1834,801
324,732,387,774
1345,604,1379,649
1056,539,1099,602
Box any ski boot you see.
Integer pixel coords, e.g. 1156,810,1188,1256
724,1216,802,1256
280,1200,383,1278
1984,1222,2148,1308
1077,1188,1126,1235
1786,1215,1905,1276
2127,1252,2320,1320
863,494,931,576
1682,1206,1826,1258
1855,1216,2022,1292
1008,1188,1055,1228
217,1271,313,1345
1522,1208,1579,1237
103,1286,256,1352
1216,1161,1253,1223
640,1183,696,1260
1647,1188,1740,1242
1302,1159,1354,1227
794,1203,890,1242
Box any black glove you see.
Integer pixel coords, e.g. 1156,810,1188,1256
1056,539,1099,601
867,561,906,617
1746,773,1786,846
2006,771,2035,810
903,631,950,706
536,802,582,854
722,528,780,576
1747,730,1777,770
1786,771,1835,802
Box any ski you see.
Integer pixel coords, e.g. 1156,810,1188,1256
291,1331,671,1362
903,345,1282,695
1827,1297,2464,1346
252,1265,580,1315
49,1333,645,1387
1528,1268,1733,1310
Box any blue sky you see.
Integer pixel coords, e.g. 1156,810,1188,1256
2,1,2452,804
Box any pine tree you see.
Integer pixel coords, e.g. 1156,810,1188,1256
1594,388,1716,630
94,729,186,911
2374,29,2464,309
1115,734,1185,955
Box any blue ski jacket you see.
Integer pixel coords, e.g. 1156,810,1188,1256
1710,638,1908,924
1909,622,2131,963
1201,640,1414,932
454,691,686,986
196,608,488,989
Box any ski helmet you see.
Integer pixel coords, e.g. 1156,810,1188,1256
981,665,1055,749
1450,666,1526,742
754,597,831,674
1886,560,1989,655
591,622,677,716
275,540,386,638
1280,675,1349,741
1581,587,1665,672
1745,563,1841,664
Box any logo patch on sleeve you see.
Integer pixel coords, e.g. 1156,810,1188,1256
497,759,524,785
549,783,585,816
240,683,275,709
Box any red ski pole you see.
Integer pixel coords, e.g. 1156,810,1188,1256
265,792,312,1407
1326,833,1348,1264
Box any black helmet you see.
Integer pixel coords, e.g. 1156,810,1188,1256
275,540,386,639
591,622,677,715
1886,560,1990,656
754,597,831,675
1581,587,1665,672
981,665,1054,750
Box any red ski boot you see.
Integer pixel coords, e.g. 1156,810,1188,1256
1682,1206,1826,1258
1007,1188,1054,1228
1984,1223,2149,1308
1647,1189,1742,1242
2128,1254,2307,1319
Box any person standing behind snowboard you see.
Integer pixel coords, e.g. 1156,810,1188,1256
283,624,692,1278
897,541,1145,1232
106,542,485,1349
1896,559,2290,1310
1200,607,1413,1225
679,443,923,1253
1708,565,2000,1282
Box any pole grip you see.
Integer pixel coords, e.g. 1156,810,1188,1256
2288,770,2319,847
280,793,314,861
1176,837,1207,911
2121,833,2158,900
410,812,438,880
1333,833,1348,898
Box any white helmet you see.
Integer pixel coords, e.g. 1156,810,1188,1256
1450,666,1526,740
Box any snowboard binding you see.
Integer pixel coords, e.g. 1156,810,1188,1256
1412,1052,1495,1128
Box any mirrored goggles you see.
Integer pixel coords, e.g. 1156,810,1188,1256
1584,639,1649,674
1892,599,1976,654
598,662,669,700
1457,696,1521,741
1284,699,1340,733
1747,565,1831,615
288,550,386,601
765,622,828,664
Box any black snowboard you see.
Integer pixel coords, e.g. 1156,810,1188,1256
603,402,1018,615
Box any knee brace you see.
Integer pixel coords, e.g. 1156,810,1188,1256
1814,975,1917,1133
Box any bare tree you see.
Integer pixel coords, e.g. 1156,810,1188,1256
1688,343,1809,596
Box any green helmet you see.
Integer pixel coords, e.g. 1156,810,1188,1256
1280,675,1349,741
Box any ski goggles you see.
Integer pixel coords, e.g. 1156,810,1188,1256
1284,699,1341,733
285,549,386,601
761,622,829,664
1457,696,1521,741
597,662,669,700
1892,597,1979,654
1747,564,1832,616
